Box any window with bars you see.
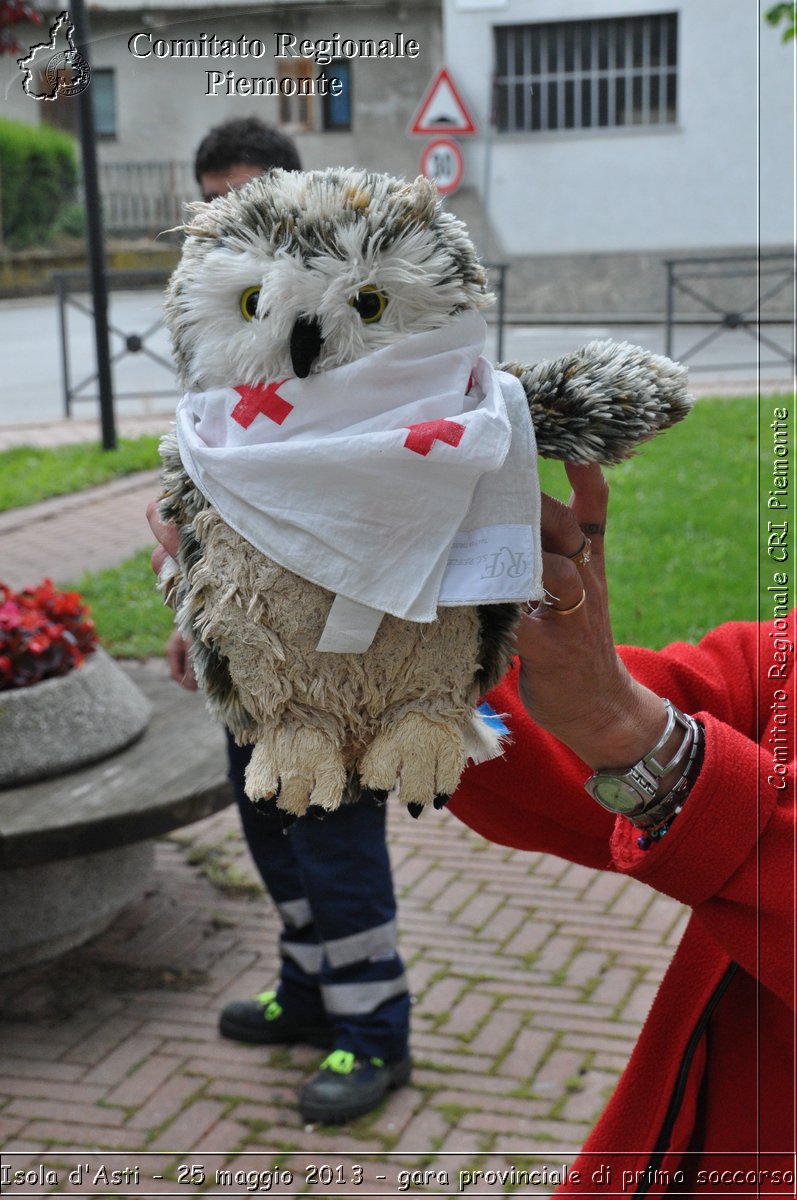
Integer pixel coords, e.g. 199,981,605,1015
494,13,678,134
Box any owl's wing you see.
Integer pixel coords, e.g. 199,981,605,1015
498,340,692,465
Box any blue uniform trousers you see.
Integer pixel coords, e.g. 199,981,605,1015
227,735,410,1062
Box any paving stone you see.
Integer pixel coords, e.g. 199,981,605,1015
466,1007,525,1057
81,1035,162,1087
564,949,613,989
459,1109,542,1137
496,1026,556,1081
148,1098,229,1151
198,1116,253,1152
0,1075,106,1105
7,1096,128,1126
0,1056,87,1084
443,989,494,1039
411,1068,524,1096
502,918,555,959
490,1123,593,1152
621,980,660,1024
181,1056,306,1088
103,1055,181,1109
560,1069,615,1123
417,972,468,1015
126,1073,201,1132
0,1141,51,1162
0,1036,70,1061
453,890,504,930
431,1089,548,1120
366,1082,424,1136
18,1120,139,1149
205,1078,296,1108
392,1106,450,1152
562,1032,640,1057
0,1115,26,1141
588,966,640,1011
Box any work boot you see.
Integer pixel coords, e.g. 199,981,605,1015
298,1049,412,1124
219,990,333,1048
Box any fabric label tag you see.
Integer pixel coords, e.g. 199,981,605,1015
316,594,386,653
439,523,535,604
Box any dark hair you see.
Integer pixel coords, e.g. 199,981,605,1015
194,117,301,183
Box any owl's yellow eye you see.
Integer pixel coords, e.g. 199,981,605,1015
349,285,388,324
240,287,261,321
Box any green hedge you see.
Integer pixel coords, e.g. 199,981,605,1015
0,117,78,247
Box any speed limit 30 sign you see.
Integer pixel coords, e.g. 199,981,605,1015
420,138,464,195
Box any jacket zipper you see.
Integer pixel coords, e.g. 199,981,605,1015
634,961,740,1198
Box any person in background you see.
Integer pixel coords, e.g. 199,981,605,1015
156,116,411,1126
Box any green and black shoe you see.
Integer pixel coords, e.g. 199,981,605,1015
219,990,333,1048
299,1048,412,1124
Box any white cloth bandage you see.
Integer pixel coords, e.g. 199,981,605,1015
175,311,542,651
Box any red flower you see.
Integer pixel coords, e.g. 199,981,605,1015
0,579,98,690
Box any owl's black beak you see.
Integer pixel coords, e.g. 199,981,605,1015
290,315,324,379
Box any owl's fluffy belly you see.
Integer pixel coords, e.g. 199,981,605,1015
188,507,481,763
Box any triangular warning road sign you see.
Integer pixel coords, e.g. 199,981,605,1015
409,67,477,136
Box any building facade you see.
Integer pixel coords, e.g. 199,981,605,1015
3,1,442,234
442,0,794,314
2,0,794,316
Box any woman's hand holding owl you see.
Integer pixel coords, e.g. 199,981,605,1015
146,500,198,691
146,498,180,573
516,464,675,775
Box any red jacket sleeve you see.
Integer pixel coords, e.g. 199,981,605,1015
448,617,796,1007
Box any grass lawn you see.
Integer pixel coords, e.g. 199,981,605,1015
0,436,162,512
67,548,176,660
60,393,763,659
538,393,760,649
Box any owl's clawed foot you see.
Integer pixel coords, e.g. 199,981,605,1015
406,797,449,818
244,728,346,816
359,712,465,813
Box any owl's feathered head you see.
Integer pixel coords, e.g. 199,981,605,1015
164,167,491,390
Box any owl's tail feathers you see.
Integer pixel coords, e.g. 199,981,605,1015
499,340,693,465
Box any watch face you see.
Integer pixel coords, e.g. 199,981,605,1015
591,777,644,815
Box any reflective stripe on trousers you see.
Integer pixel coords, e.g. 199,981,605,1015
227,733,410,1060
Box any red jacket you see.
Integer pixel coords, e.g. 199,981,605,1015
449,617,795,1195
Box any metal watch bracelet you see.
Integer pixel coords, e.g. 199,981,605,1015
583,700,702,825
629,715,704,830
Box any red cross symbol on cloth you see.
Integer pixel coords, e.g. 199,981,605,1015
231,381,293,429
403,418,466,457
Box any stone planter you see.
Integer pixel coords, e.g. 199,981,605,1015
0,647,152,787
0,842,155,974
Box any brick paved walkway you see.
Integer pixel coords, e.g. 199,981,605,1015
0,809,687,1196
0,422,687,1198
0,472,161,591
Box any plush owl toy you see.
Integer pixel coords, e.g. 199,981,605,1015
159,167,691,818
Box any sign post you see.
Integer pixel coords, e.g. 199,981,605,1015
420,138,464,195
409,67,476,198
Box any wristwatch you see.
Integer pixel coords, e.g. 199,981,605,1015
584,700,700,828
